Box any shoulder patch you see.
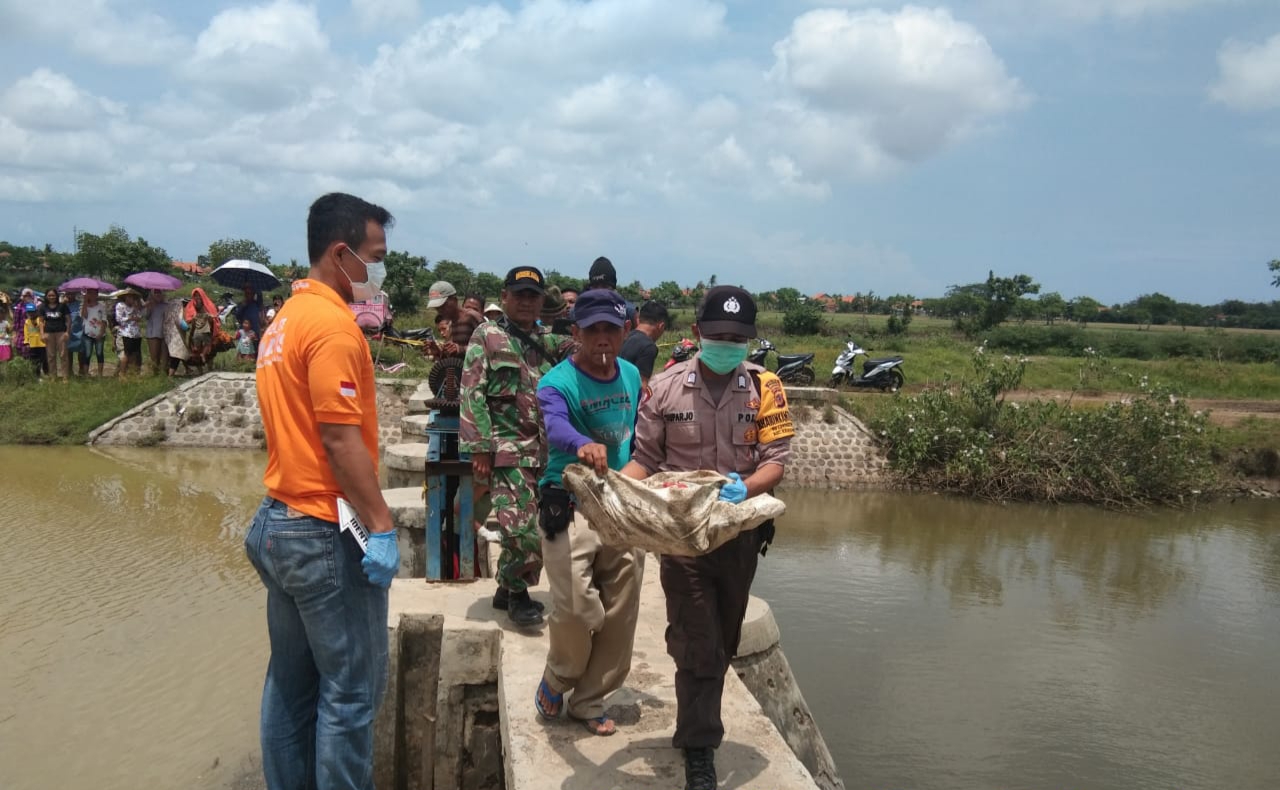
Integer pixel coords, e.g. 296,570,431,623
754,371,795,444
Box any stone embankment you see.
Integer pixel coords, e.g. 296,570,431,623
88,375,890,491
87,372,418,450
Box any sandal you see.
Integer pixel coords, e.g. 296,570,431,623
578,715,616,736
535,678,563,720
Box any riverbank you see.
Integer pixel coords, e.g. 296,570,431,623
0,369,176,444
3,364,1277,499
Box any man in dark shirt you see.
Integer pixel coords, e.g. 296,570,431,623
235,286,264,335
428,280,484,357
619,300,668,383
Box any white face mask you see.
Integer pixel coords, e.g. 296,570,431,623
343,248,386,302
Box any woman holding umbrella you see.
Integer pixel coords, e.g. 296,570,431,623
122,271,183,376
60,278,116,378
144,289,169,375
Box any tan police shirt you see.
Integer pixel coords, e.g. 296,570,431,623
632,357,793,477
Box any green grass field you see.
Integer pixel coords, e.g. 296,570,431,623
0,367,177,444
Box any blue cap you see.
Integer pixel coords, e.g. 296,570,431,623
572,289,628,328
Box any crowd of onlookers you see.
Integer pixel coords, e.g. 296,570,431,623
0,285,284,382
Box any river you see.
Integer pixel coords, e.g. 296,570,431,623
1,447,1277,790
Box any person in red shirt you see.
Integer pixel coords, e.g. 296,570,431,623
243,192,399,790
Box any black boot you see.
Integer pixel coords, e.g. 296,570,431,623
492,586,545,613
683,747,716,790
507,590,545,627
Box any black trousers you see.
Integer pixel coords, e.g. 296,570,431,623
660,527,762,749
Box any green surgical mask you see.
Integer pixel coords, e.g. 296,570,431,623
698,339,749,374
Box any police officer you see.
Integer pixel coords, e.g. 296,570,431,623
621,285,794,790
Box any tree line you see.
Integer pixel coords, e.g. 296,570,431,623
4,231,1278,331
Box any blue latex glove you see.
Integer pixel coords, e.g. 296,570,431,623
362,530,400,588
719,472,748,504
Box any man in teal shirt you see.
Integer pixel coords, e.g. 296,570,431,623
533,288,644,737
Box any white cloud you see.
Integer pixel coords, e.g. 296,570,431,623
0,0,185,66
1211,33,1280,111
182,1,333,109
555,74,683,132
971,0,1232,25
2,69,123,132
768,7,1027,173
351,0,420,30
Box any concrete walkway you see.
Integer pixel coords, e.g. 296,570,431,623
389,568,819,790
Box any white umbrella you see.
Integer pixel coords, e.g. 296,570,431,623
210,259,281,292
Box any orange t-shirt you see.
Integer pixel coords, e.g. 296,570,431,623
256,278,378,522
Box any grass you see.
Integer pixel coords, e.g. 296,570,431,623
0,365,177,444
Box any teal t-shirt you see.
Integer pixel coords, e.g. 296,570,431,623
538,358,642,487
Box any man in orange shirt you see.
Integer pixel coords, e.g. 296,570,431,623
244,192,398,790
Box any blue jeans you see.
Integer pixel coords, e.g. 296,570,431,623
83,335,106,364
243,497,389,790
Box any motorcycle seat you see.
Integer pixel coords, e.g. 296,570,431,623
777,353,814,366
863,356,903,372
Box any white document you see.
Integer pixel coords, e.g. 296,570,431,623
337,497,370,554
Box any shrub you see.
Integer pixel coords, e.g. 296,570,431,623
871,344,1220,506
186,405,207,424
782,302,825,335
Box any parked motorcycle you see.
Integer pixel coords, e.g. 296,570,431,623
747,338,816,385
828,338,904,392
663,337,697,370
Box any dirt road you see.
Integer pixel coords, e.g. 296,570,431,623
1005,390,1280,427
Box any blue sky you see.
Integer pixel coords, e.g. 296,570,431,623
1,0,1278,304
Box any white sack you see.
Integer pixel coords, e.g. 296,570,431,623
562,464,786,557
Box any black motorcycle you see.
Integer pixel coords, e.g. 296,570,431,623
747,338,816,385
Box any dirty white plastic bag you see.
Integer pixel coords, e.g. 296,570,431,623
562,464,786,556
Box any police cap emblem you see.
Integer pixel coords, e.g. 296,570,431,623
723,297,741,314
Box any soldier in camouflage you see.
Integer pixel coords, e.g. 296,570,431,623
460,265,573,627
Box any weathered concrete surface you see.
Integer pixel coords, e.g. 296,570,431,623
386,442,429,489
735,647,845,790
373,571,824,788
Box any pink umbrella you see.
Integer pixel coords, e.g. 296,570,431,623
124,271,183,291
60,276,117,292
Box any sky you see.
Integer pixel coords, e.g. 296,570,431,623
2,0,1279,305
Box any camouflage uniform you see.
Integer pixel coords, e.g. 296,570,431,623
459,319,573,593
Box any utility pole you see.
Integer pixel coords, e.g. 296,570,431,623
73,225,78,254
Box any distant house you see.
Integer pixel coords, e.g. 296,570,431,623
809,292,838,312
172,260,210,276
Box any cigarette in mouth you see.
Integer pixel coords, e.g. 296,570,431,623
601,353,606,366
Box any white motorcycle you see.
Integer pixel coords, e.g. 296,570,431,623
828,339,905,392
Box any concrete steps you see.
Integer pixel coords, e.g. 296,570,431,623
385,442,428,488
401,413,431,438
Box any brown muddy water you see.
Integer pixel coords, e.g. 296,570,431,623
1,446,1278,790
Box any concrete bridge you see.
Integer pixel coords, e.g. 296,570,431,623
372,570,842,790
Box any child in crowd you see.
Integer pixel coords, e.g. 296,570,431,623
235,319,258,360
24,310,46,377
0,312,11,363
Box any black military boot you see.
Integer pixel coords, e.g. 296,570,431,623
507,590,545,627
492,586,544,613
683,747,716,790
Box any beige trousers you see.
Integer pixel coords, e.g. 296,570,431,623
542,512,644,720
